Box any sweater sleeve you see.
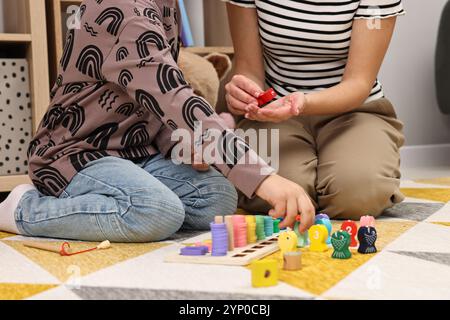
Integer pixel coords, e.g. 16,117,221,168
102,17,274,198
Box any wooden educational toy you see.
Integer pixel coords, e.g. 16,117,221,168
257,88,277,107
309,225,329,252
251,259,278,288
315,215,332,245
360,215,375,227
233,215,248,248
224,215,235,251
293,216,308,248
331,231,352,259
283,252,302,271
246,216,257,244
278,231,298,258
357,226,378,254
23,240,111,256
165,215,282,266
341,220,358,247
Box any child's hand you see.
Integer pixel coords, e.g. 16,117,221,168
255,174,315,231
245,92,306,123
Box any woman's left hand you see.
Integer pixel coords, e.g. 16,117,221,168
245,92,306,123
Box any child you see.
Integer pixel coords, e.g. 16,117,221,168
0,0,315,242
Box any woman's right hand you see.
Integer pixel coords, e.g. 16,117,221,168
255,175,316,232
225,75,263,116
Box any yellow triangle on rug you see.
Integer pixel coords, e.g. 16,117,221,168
401,188,450,203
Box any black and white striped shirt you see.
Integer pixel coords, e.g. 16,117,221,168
224,0,405,102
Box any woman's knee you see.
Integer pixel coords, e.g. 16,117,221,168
115,190,185,242
318,168,400,220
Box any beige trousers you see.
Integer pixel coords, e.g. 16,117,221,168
238,98,405,220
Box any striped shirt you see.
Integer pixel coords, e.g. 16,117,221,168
224,0,405,102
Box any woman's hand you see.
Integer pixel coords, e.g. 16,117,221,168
255,174,315,231
245,92,306,123
225,75,263,116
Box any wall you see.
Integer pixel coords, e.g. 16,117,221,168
379,0,450,146
0,0,4,33
185,0,205,46
204,0,232,46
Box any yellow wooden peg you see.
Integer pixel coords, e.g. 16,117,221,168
250,259,278,288
278,231,298,258
309,225,329,252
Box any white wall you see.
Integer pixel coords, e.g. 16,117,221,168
380,0,450,146
185,0,205,46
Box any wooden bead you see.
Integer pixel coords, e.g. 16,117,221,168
283,252,302,271
251,259,278,287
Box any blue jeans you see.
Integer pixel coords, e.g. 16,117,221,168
15,155,238,242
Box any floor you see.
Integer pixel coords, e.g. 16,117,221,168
0,167,449,300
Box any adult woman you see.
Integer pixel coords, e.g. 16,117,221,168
225,0,405,219
0,0,315,241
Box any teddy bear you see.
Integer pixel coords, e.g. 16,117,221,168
178,50,235,128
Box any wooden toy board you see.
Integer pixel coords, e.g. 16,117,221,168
165,233,280,266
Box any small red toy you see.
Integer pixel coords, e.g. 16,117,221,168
341,220,358,247
257,88,277,107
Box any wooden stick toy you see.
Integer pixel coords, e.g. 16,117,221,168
23,240,111,256
224,215,235,251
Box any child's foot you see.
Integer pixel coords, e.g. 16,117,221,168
0,184,36,234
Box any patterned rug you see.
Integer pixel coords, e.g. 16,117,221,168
1,178,449,300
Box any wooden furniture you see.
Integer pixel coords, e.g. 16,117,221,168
0,0,50,192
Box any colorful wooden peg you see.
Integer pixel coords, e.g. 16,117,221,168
251,259,278,288
278,231,298,258
309,225,329,252
341,220,358,247
331,231,352,259
360,215,375,228
357,226,378,254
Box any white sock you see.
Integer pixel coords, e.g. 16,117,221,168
0,184,36,234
